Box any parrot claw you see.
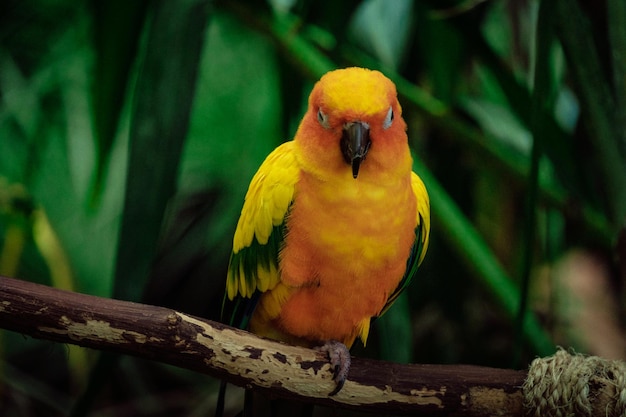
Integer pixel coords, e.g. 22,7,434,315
318,340,351,396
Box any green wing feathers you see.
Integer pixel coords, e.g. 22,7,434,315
226,142,299,300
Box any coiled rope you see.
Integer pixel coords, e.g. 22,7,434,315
523,348,626,417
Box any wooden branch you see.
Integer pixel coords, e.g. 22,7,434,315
0,276,526,416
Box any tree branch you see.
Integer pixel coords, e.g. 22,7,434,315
1,275,526,416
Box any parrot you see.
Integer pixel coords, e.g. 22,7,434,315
224,67,430,398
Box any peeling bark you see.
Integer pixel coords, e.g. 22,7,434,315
0,276,526,416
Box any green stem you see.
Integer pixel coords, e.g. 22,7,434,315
514,0,557,366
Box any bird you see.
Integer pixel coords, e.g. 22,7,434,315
224,66,430,398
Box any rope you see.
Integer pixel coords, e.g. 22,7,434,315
523,348,626,417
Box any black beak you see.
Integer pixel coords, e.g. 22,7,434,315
341,121,371,179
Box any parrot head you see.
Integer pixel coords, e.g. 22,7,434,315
295,67,409,180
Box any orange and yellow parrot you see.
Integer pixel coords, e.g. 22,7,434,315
225,67,430,394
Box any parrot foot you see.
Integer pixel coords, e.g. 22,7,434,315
318,340,351,396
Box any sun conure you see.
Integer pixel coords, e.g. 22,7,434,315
225,67,430,394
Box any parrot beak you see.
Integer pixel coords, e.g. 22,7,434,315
341,121,371,179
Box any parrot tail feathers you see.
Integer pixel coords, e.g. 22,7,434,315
357,318,371,347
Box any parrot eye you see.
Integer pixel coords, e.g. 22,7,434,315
383,106,394,130
317,108,330,129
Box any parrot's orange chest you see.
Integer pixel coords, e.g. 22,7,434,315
254,169,417,347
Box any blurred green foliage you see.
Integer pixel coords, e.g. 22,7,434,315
1,0,625,415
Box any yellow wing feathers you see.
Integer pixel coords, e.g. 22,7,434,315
227,142,300,299
232,142,299,251
411,171,430,265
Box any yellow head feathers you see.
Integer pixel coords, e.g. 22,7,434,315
311,67,398,117
295,67,409,181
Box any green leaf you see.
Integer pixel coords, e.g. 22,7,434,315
555,0,626,229
414,2,466,103
348,0,414,70
111,0,209,301
91,0,150,200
